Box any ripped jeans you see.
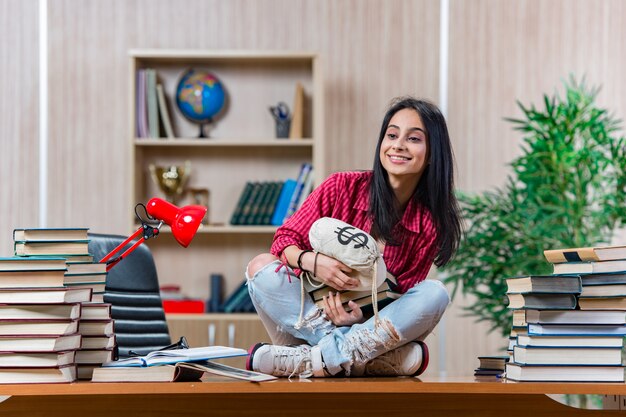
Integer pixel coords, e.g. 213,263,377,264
246,260,450,376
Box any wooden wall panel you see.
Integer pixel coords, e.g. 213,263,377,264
0,0,39,257
46,0,439,233
448,0,626,193
446,0,626,376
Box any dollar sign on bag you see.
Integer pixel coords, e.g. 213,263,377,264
335,226,369,249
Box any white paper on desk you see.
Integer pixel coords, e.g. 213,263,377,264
183,360,277,382
102,346,248,368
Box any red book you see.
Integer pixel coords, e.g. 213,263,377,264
162,299,205,314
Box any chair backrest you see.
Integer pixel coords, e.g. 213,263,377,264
88,233,171,358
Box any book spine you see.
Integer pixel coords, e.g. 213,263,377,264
156,84,175,138
247,182,271,225
146,69,160,138
283,163,313,222
238,182,261,225
271,179,297,226
229,182,254,225
259,182,281,225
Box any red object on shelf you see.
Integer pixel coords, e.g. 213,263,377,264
162,299,205,314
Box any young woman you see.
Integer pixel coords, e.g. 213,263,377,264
245,96,462,378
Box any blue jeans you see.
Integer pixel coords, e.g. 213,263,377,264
246,260,450,376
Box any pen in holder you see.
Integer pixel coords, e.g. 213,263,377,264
269,101,291,139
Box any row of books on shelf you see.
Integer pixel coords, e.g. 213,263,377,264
0,227,116,383
230,162,313,226
498,243,626,382
136,68,175,139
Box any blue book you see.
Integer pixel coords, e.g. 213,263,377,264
283,163,313,222
270,179,297,226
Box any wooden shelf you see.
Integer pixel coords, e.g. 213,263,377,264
134,138,313,147
129,49,323,301
147,224,278,234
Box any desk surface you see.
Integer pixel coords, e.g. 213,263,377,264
0,376,624,396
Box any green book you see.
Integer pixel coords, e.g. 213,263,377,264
237,182,262,225
251,182,278,225
230,182,254,225
241,182,268,225
261,182,284,225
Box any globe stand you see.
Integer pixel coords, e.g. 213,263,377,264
197,118,213,138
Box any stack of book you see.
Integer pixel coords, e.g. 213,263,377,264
308,273,401,315
474,355,508,378
13,228,115,380
230,162,314,226
0,257,92,383
504,244,626,382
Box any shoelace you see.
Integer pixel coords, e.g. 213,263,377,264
273,346,313,379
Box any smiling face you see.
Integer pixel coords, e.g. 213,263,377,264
379,108,430,191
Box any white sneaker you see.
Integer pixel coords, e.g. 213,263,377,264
247,343,326,378
363,341,428,376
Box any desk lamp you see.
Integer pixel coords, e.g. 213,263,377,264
100,197,207,271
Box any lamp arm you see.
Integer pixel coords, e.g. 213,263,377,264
100,224,160,272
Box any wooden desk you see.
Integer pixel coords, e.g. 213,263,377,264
0,376,622,416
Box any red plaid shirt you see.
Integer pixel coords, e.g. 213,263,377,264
271,171,438,294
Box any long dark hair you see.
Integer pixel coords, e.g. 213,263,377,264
369,96,462,267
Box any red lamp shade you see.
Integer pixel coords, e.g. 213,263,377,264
146,198,207,247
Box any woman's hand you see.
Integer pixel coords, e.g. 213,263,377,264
313,253,359,291
322,292,364,326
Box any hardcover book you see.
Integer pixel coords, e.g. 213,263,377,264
76,349,115,365
0,269,67,289
505,275,581,294
14,240,90,257
553,260,626,275
78,320,115,337
506,293,577,310
0,287,92,304
578,296,626,310
65,262,106,275
505,363,624,382
0,334,82,352
0,303,81,321
271,179,297,226
517,334,624,348
525,309,626,325
80,303,112,320
527,323,626,336
0,364,77,384
0,319,79,336
0,257,67,272
580,284,626,297
0,350,76,368
544,245,626,263
513,345,622,366
13,228,88,242
91,362,204,383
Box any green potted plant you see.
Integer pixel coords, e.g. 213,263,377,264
443,77,626,337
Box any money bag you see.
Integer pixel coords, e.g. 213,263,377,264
308,217,387,292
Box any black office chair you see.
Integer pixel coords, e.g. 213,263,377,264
88,233,171,358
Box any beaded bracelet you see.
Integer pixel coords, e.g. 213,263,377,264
297,249,313,272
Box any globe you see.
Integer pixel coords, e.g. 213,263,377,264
175,69,226,137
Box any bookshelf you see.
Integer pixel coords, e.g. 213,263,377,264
129,50,324,332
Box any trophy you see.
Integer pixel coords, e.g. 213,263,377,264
149,160,191,204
